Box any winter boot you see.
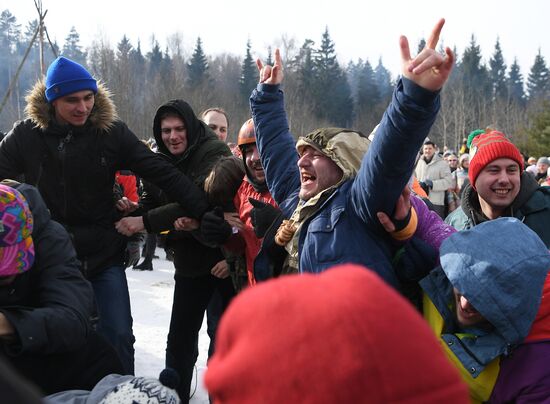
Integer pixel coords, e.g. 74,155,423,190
133,260,153,271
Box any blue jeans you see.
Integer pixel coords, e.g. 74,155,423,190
90,265,135,375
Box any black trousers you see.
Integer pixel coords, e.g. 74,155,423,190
166,273,235,403
5,330,124,395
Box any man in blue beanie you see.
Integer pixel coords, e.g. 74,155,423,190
0,56,215,376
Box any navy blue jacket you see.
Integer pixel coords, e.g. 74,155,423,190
250,78,440,287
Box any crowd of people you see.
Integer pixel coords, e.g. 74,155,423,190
0,18,549,404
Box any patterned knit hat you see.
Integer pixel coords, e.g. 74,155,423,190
99,374,180,404
205,264,469,403
468,130,524,189
0,185,34,276
45,56,97,102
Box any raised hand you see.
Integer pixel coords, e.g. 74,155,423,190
256,48,284,85
400,18,454,92
377,186,412,233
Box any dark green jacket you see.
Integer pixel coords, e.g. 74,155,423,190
445,172,550,247
142,99,231,277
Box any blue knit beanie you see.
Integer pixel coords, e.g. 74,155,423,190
45,56,97,102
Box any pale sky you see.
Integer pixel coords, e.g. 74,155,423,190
5,0,549,78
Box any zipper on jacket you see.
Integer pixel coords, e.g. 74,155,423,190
58,130,73,220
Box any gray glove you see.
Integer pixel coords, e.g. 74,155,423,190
124,237,142,268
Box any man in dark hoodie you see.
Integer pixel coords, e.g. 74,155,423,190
445,129,550,246
0,57,212,375
115,99,234,402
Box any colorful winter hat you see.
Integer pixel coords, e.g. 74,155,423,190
0,185,34,276
205,264,469,403
45,56,97,102
468,129,524,189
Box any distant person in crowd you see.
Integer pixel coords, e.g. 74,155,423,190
0,56,212,375
200,107,229,142
415,140,453,218
205,264,469,403
0,182,123,394
447,154,458,172
459,137,469,155
420,218,550,403
114,99,233,402
248,19,454,284
445,129,550,247
527,156,537,167
536,156,550,184
454,153,470,197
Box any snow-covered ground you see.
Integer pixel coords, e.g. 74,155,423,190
127,251,209,403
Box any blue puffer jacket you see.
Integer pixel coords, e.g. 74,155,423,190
250,78,440,287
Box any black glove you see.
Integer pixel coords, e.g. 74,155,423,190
249,198,281,238
394,237,438,283
418,180,432,195
200,207,232,245
124,237,142,268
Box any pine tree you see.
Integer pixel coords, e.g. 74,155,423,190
507,58,525,104
374,58,392,102
526,101,550,155
187,37,209,89
416,39,426,56
489,38,507,99
527,50,550,101
357,60,379,107
313,27,353,126
266,46,273,66
461,35,489,94
62,27,87,65
0,10,21,52
147,39,163,76
116,35,133,60
239,40,258,101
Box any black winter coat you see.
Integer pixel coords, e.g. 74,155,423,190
0,182,95,356
0,83,209,277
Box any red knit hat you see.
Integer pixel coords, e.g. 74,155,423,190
205,265,469,404
468,130,524,189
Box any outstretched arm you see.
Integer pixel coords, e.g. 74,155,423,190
352,19,454,227
250,49,301,205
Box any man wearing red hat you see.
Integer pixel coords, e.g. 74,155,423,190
445,129,550,246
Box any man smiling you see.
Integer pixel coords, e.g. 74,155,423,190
250,19,454,281
445,129,550,246
0,56,212,375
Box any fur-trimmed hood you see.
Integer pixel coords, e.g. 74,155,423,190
24,79,118,131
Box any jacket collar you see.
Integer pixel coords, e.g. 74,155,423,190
24,79,117,131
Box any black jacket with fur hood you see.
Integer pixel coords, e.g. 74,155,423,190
0,82,209,277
